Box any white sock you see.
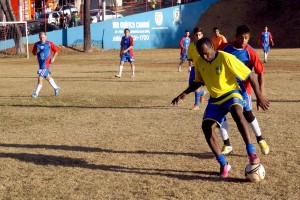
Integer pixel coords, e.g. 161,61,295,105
131,66,135,75
49,78,58,89
249,118,262,137
34,84,42,95
220,119,229,141
188,66,191,72
264,52,268,61
118,65,123,76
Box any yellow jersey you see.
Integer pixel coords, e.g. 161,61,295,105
194,51,251,103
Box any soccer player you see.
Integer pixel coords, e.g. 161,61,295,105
187,27,206,110
172,38,269,178
211,27,227,50
218,25,270,155
115,28,135,78
177,30,191,72
31,32,60,98
258,25,274,63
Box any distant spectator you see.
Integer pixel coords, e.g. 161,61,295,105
177,0,182,5
54,4,60,11
35,10,40,19
46,5,52,13
73,12,78,27
211,27,227,50
69,12,74,27
65,13,71,28
60,14,68,29
149,0,156,10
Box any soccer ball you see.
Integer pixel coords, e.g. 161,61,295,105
245,163,265,183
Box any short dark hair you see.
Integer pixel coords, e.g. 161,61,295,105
39,32,46,36
193,27,203,35
185,30,190,33
236,25,250,36
196,37,213,54
124,28,130,33
213,27,219,32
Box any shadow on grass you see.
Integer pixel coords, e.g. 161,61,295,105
0,143,214,160
0,152,246,182
0,104,171,110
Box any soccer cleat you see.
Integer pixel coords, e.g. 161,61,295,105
178,66,181,72
248,153,260,165
115,75,121,78
200,91,206,103
259,140,270,155
221,145,233,155
54,87,60,96
32,93,38,98
220,163,231,178
191,105,200,111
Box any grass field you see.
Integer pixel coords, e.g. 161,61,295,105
0,48,299,199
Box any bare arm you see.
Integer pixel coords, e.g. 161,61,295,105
122,45,133,54
248,73,269,111
171,82,203,106
257,73,266,96
50,51,58,64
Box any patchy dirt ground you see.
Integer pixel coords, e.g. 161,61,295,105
0,48,299,199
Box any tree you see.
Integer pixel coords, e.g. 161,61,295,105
84,0,92,52
0,0,25,54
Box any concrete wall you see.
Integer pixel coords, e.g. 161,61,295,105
0,0,219,51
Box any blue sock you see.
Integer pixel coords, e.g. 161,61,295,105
216,154,227,166
194,91,201,106
199,89,205,96
246,143,256,155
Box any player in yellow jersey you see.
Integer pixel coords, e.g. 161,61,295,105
172,38,269,178
187,27,206,110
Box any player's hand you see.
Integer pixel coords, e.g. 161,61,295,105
271,42,274,47
256,95,269,111
122,50,127,54
171,93,187,106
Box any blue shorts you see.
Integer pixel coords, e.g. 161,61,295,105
180,52,188,61
188,66,195,86
121,54,134,62
263,45,270,53
203,91,244,125
37,69,51,78
242,91,252,111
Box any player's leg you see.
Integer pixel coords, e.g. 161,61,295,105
178,60,184,72
129,56,135,77
229,104,260,164
188,61,192,72
243,94,269,154
220,118,233,155
263,46,269,63
244,111,270,154
46,74,60,96
32,75,44,98
202,101,231,178
116,59,125,78
178,50,187,72
189,66,199,110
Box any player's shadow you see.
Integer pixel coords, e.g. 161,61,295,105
0,152,246,183
0,143,214,160
0,104,172,110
